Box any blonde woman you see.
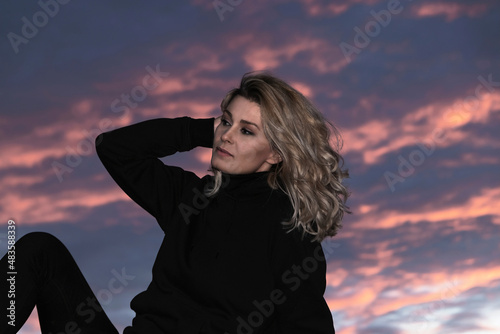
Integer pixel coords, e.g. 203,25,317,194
1,72,349,334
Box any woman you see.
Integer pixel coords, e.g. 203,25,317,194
1,72,349,333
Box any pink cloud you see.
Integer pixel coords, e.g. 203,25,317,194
413,2,489,21
137,100,217,119
242,36,349,74
0,182,131,225
298,0,381,17
176,44,228,74
0,145,65,169
340,92,500,165
19,307,40,334
326,262,500,333
0,98,133,171
352,187,500,230
150,76,231,98
289,81,315,98
437,152,500,168
195,147,213,165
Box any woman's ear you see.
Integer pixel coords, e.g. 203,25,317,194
266,151,282,165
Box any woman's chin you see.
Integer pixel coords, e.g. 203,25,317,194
210,160,229,174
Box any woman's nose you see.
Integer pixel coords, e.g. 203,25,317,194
221,127,233,143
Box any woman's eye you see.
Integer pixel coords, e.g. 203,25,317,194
241,128,253,135
221,119,231,126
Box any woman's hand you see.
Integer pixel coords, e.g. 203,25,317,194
214,116,221,135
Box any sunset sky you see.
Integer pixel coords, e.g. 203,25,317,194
1,0,499,333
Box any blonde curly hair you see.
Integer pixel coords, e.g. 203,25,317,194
207,72,350,241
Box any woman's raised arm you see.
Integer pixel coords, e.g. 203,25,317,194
95,117,214,230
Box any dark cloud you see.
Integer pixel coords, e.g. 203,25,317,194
1,0,499,332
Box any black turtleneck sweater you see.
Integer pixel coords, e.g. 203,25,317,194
96,117,335,334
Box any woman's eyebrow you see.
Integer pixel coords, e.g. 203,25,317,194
240,119,260,130
223,109,260,130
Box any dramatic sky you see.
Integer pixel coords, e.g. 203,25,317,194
1,0,499,333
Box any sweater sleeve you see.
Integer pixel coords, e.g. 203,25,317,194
272,230,335,333
95,117,214,231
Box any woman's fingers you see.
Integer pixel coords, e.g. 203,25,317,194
214,116,222,134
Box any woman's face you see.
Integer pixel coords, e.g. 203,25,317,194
211,95,280,174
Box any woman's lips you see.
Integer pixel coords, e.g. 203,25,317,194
216,146,233,157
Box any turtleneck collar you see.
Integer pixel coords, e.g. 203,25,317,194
217,171,274,199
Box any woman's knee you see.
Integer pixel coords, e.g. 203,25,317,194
15,232,68,255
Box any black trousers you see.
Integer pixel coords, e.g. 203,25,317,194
1,232,118,334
